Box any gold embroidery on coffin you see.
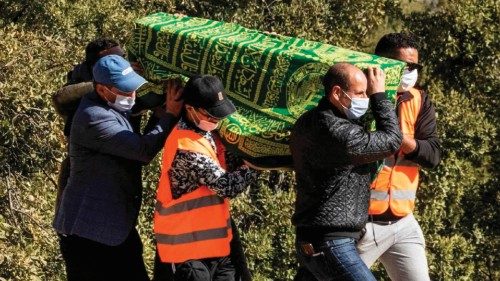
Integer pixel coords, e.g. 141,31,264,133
130,12,406,165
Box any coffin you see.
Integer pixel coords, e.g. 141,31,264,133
129,12,405,168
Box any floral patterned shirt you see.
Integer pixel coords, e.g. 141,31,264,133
168,118,258,199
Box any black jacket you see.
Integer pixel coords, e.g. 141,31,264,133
290,93,402,237
399,89,441,169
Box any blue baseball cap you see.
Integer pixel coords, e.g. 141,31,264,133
93,54,146,92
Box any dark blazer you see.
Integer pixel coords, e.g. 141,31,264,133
290,93,402,237
53,91,177,246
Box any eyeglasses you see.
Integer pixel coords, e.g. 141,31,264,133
406,62,423,72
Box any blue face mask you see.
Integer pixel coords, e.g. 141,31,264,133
340,89,369,120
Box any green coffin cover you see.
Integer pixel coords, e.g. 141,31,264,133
129,12,405,168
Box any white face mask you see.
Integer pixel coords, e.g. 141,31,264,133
398,68,418,92
340,89,369,120
189,109,220,131
104,87,135,112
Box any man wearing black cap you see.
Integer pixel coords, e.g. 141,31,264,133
153,75,257,281
53,54,183,281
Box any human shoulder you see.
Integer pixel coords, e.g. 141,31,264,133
292,107,318,137
410,87,435,112
411,86,432,100
74,93,115,123
315,105,351,133
293,105,351,147
68,62,92,84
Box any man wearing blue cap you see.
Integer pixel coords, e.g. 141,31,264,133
53,54,183,281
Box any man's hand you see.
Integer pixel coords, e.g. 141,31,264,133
130,61,144,76
401,134,417,154
366,66,386,96
242,159,289,171
164,79,184,117
263,31,279,36
242,159,263,170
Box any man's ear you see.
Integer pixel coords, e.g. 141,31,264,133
95,84,113,102
328,86,340,103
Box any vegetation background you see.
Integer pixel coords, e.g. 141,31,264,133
0,0,498,280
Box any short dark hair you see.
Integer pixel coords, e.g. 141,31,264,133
85,38,120,66
374,33,419,57
322,63,351,96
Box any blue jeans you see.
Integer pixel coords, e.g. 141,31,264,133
295,238,376,281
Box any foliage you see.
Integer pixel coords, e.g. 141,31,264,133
232,172,297,281
404,0,500,101
403,2,500,278
415,83,498,280
0,24,67,281
0,0,498,280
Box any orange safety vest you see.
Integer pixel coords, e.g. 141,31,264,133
369,88,422,217
154,126,232,263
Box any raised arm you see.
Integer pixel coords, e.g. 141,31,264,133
333,67,402,164
74,80,183,163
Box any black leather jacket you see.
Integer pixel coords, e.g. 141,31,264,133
290,93,402,236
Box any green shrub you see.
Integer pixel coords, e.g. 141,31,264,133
0,1,498,280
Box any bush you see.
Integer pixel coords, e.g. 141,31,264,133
415,83,498,280
0,1,498,280
403,2,499,278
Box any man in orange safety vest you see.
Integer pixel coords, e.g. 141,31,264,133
153,75,258,281
357,33,442,281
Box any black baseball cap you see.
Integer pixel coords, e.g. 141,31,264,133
183,75,236,118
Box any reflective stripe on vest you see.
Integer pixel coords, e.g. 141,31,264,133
369,88,422,217
156,218,232,245
155,194,225,216
154,126,232,263
370,190,389,201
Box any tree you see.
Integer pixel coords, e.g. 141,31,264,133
0,0,497,280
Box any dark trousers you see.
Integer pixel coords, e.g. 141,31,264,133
59,228,149,281
153,219,250,281
294,238,376,281
154,255,235,281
